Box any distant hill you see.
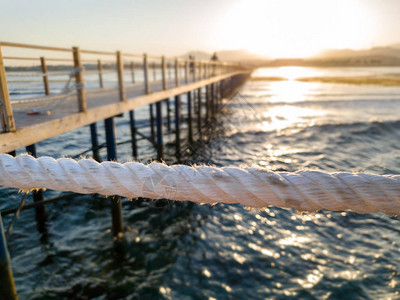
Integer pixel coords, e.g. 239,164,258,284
182,49,266,64
310,44,400,66
182,45,400,67
316,46,400,59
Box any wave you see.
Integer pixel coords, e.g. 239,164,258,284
226,98,400,108
226,120,400,139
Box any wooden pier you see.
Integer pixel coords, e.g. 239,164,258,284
0,41,249,153
0,41,250,300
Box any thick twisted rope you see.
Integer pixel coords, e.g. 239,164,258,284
0,154,399,214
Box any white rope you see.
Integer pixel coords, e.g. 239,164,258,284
0,154,399,215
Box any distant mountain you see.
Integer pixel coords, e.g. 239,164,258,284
315,45,400,59
182,49,266,63
310,44,400,66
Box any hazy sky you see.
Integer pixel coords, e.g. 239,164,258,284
1,0,400,58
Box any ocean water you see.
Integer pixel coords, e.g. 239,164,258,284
1,67,400,299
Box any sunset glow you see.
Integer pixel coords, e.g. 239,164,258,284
217,0,373,58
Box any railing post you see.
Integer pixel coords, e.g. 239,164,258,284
198,61,202,81
40,57,50,95
174,58,179,87
185,60,189,85
0,214,18,300
162,57,171,132
97,60,104,88
72,46,87,112
161,56,167,90
152,62,156,81
116,51,126,101
143,54,150,94
0,43,16,132
130,61,135,84
168,62,172,79
192,60,196,83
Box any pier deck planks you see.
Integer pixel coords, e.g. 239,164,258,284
0,71,245,153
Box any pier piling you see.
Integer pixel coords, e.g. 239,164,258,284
89,123,101,162
187,91,193,143
0,214,18,300
156,101,164,160
129,111,137,158
104,117,124,239
197,87,202,137
25,144,47,233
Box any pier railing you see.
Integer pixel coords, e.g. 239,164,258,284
0,41,245,133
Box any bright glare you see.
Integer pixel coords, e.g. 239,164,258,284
253,67,321,80
217,0,373,58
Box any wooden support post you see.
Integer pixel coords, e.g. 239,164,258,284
25,144,47,234
0,43,15,132
192,60,196,83
152,62,156,81
116,51,126,101
168,62,172,79
161,56,167,90
129,110,137,158
104,117,124,239
130,61,135,84
174,58,179,87
89,123,101,162
0,214,18,300
185,60,189,84
40,57,50,95
97,60,104,88
143,54,150,94
187,91,193,143
156,101,163,160
161,56,171,133
198,61,202,81
72,47,87,112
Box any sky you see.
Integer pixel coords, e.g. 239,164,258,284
1,0,400,59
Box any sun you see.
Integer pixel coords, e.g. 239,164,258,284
216,0,373,58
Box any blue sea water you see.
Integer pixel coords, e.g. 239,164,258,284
1,66,400,299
